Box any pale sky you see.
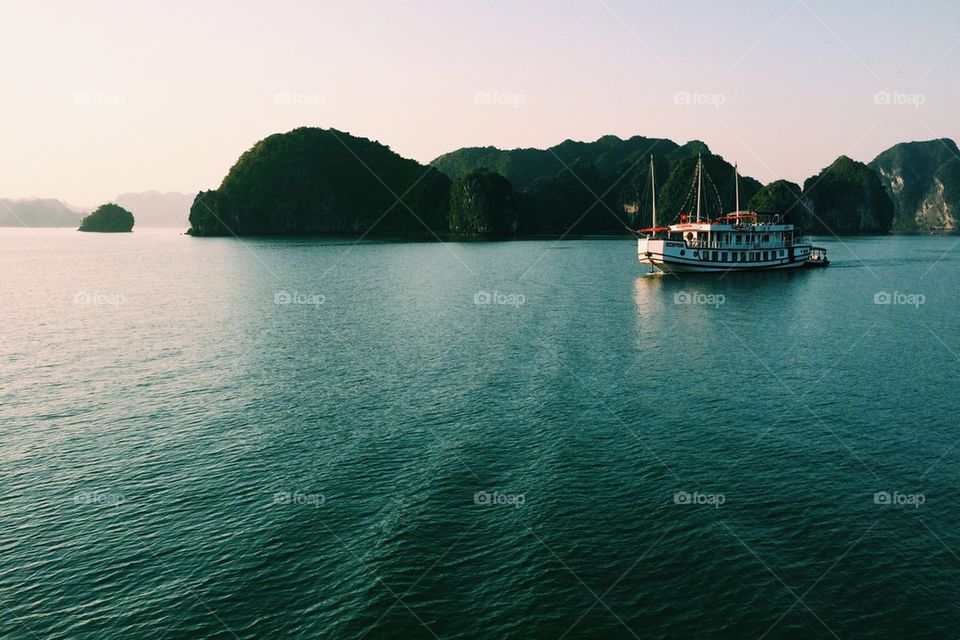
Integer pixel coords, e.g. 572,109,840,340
1,0,958,206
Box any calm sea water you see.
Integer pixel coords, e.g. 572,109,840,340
2,228,959,639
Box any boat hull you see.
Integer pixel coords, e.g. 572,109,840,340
638,238,813,273
641,254,810,273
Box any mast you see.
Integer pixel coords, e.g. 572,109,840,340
734,162,740,213
650,155,657,231
695,154,702,223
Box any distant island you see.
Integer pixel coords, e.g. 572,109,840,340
0,198,82,227
186,127,959,239
113,191,196,228
0,192,193,228
79,203,135,232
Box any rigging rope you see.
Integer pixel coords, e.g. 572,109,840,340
703,167,724,218
678,169,699,219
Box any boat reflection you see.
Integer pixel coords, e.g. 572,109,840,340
633,269,810,342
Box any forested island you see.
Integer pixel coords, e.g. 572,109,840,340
187,127,959,239
78,203,135,232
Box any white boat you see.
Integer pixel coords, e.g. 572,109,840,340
637,155,828,273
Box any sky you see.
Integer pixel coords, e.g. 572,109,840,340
1,0,958,206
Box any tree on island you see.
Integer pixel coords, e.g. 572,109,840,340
79,203,135,232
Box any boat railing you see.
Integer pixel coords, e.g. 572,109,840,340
685,240,805,250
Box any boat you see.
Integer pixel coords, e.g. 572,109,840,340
806,246,830,267
636,155,828,273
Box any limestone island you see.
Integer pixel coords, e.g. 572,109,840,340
79,203,135,232
186,126,960,239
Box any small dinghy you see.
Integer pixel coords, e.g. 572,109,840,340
805,247,830,268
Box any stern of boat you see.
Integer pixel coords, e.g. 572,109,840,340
637,236,661,266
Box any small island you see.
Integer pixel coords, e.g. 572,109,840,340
79,203,135,232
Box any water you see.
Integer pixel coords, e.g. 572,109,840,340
2,228,959,639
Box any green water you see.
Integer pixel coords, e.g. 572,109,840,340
1,229,958,638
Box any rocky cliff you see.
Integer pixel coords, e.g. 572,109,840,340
869,139,960,231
